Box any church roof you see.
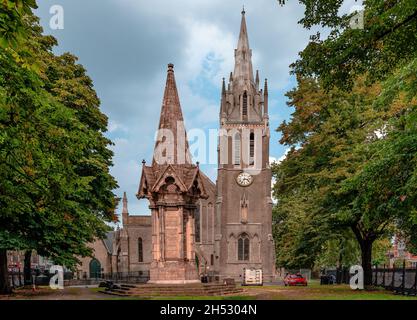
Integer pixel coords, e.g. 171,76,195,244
199,170,216,195
102,231,115,255
142,165,157,188
138,163,208,200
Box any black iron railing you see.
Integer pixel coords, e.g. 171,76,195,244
372,262,417,296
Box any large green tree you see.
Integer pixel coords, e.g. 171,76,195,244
272,75,413,285
0,1,118,294
275,0,417,286
290,0,417,90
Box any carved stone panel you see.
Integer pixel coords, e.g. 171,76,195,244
164,209,180,260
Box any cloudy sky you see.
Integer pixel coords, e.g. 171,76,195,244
35,0,357,217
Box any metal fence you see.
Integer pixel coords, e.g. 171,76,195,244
8,270,74,288
8,270,150,288
372,263,417,296
321,264,417,296
8,270,24,288
321,268,351,284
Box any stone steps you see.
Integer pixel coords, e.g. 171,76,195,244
120,284,136,289
99,283,243,297
100,290,129,297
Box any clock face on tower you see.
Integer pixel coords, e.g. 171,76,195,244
236,172,253,187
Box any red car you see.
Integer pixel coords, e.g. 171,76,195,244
284,274,308,286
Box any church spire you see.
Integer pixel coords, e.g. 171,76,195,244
220,77,227,119
264,78,269,115
233,9,254,85
153,64,191,165
122,191,128,214
122,191,128,226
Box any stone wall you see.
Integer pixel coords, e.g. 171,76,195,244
124,216,152,273
77,239,112,279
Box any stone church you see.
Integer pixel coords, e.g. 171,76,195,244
78,10,276,283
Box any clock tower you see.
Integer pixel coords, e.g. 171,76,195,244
215,9,275,281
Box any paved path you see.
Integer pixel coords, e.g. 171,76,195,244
32,287,104,300
0,286,105,300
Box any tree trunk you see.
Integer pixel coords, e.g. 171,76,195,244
360,239,373,287
0,249,12,295
352,225,375,289
24,250,32,286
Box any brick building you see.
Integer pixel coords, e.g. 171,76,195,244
388,238,417,268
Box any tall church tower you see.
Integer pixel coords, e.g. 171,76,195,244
215,10,275,281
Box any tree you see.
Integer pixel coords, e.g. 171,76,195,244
23,250,31,285
275,0,417,287
315,235,361,270
281,0,417,90
0,2,118,294
272,75,411,286
0,0,37,49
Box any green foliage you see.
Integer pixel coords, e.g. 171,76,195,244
0,0,37,49
272,76,389,269
289,0,417,90
0,4,118,270
372,238,391,266
273,192,328,269
276,0,417,285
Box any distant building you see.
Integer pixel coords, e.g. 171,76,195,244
6,251,53,272
388,238,417,268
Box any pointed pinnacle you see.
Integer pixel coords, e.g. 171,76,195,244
122,192,128,213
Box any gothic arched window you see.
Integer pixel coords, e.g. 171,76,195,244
233,132,241,165
238,233,250,261
242,91,248,116
249,132,255,165
138,238,143,262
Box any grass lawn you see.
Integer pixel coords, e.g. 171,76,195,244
243,280,417,300
3,281,417,300
98,294,254,301
92,280,417,300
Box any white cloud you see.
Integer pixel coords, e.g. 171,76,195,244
108,120,129,133
180,17,235,85
270,147,291,166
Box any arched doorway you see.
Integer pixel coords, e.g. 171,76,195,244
194,251,206,276
89,259,101,279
